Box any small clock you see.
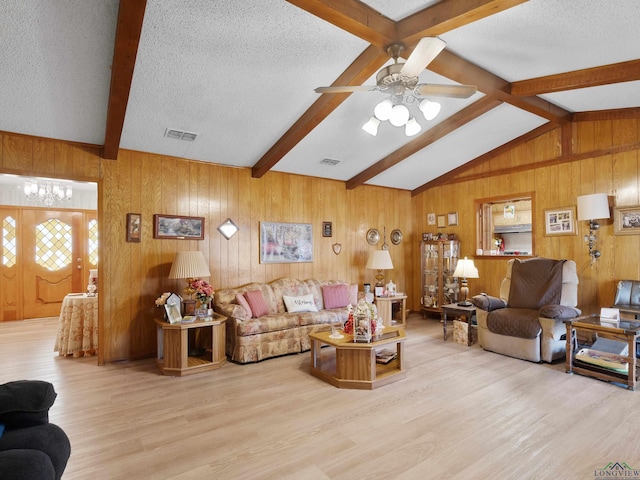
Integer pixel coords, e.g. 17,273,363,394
366,228,380,246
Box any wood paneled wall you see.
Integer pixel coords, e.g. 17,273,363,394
1,132,413,362
412,119,640,317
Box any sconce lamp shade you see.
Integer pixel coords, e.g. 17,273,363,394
365,250,394,270
218,218,239,239
452,257,479,279
168,251,211,279
577,193,610,221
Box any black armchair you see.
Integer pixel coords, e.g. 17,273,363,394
0,380,71,480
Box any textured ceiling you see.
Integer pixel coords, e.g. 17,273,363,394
0,0,639,193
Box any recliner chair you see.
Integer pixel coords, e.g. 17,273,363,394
0,380,71,480
473,258,581,363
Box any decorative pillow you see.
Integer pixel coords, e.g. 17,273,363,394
235,293,252,318
540,304,579,319
348,284,358,306
244,290,269,318
322,284,350,309
283,294,318,313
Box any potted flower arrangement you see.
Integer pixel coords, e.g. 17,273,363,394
189,279,214,315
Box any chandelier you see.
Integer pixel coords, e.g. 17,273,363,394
362,92,441,137
24,180,72,206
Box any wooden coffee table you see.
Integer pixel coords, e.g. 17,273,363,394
308,326,406,390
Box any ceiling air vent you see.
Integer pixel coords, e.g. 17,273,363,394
164,128,198,141
320,158,340,166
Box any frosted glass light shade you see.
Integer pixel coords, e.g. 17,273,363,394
362,116,380,136
374,99,393,121
420,99,441,120
577,193,610,220
389,104,410,127
405,117,422,136
218,218,239,239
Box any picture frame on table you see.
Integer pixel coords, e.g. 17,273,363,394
126,213,141,242
614,205,640,235
544,206,576,236
164,303,182,324
153,214,205,240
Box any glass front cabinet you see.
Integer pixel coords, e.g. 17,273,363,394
420,239,460,314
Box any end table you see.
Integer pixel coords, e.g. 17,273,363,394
441,303,476,346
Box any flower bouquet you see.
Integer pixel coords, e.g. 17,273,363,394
189,279,214,308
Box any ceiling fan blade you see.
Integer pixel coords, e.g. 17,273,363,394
399,37,446,78
415,84,477,99
314,85,377,94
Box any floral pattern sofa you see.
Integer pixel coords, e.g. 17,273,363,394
213,278,356,363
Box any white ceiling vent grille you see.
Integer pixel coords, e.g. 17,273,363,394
320,158,340,166
164,128,198,141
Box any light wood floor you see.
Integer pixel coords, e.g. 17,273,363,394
2,314,639,480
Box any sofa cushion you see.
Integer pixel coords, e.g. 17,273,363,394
283,294,318,313
235,294,252,319
235,314,302,336
244,290,269,318
322,284,350,309
486,308,541,339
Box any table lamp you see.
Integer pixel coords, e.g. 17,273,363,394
452,256,479,307
365,250,394,293
168,251,211,315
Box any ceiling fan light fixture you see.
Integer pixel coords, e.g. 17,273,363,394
373,99,393,121
362,116,380,136
389,104,410,127
405,117,422,136
420,99,441,121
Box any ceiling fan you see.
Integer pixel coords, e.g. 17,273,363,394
314,37,477,136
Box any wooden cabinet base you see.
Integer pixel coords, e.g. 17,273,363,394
155,316,227,376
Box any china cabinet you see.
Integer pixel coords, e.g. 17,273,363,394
420,239,460,315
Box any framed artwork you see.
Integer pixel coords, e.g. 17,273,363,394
614,205,640,235
126,213,141,242
544,206,576,236
153,214,205,240
260,222,313,263
448,212,458,226
437,215,446,228
322,221,332,237
427,213,436,225
164,303,182,324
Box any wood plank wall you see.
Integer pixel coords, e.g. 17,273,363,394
0,132,412,362
411,119,640,317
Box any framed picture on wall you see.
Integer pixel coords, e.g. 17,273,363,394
427,213,436,225
437,215,446,228
126,213,141,242
153,214,205,240
614,205,640,235
322,221,332,237
260,222,313,263
447,212,458,226
544,206,576,236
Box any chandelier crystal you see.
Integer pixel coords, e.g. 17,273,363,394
24,180,72,207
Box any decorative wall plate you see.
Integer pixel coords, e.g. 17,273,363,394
366,228,380,245
390,229,403,245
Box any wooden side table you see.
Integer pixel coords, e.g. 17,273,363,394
441,303,476,346
155,313,227,376
375,295,407,327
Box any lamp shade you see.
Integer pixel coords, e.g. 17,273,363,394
577,193,610,220
168,251,211,279
365,250,394,270
452,257,479,279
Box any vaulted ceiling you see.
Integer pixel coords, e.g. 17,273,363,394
2,0,639,194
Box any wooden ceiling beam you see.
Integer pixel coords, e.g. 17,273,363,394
251,45,388,178
285,0,396,48
346,96,501,189
512,59,640,96
397,0,528,46
411,122,557,195
102,0,147,160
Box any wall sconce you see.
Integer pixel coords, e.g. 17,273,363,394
577,193,610,266
217,218,239,239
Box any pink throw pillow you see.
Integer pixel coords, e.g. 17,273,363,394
322,284,350,309
244,290,269,318
236,293,253,318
